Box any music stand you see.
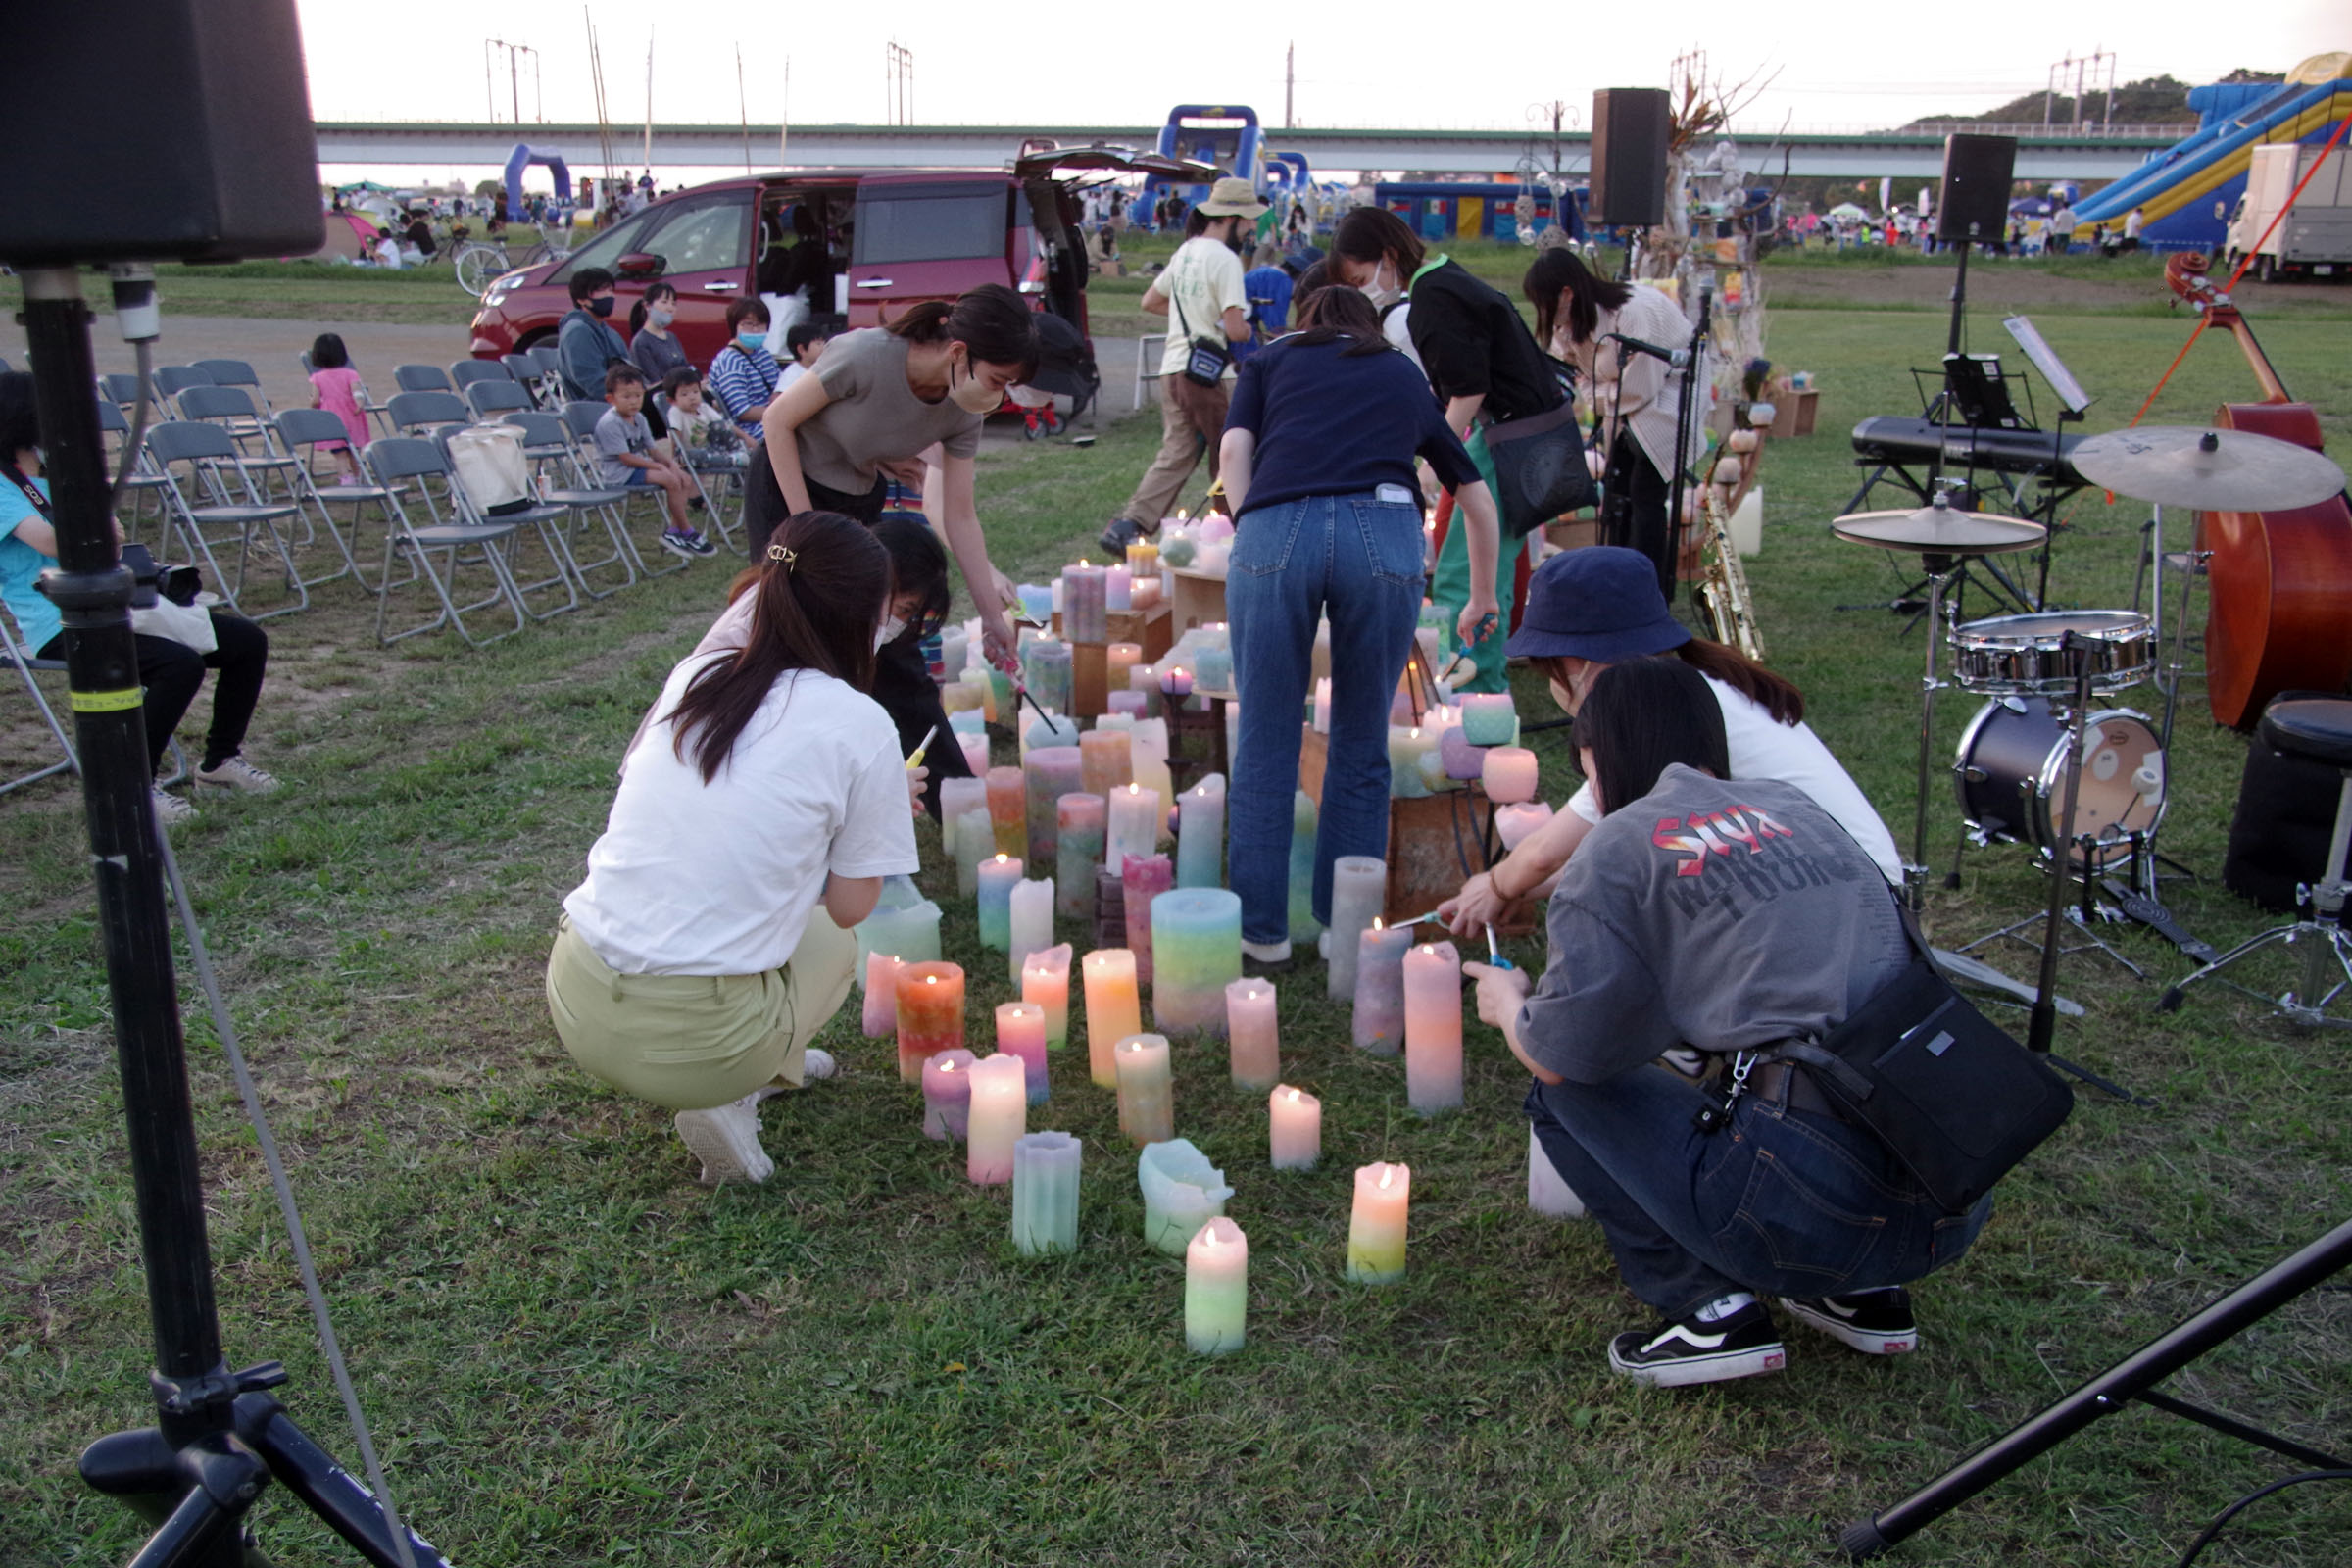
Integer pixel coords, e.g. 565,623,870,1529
2002,315,2093,611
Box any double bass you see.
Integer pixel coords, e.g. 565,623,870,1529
2164,253,2352,728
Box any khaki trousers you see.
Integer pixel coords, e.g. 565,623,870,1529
1118,373,1230,525
545,908,857,1111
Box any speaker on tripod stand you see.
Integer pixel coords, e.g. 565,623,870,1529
0,3,446,1563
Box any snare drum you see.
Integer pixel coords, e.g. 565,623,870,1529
1954,697,2167,867
1949,610,2153,697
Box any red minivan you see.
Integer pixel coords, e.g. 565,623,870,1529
466,145,1204,368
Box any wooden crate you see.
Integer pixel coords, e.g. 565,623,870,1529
1298,724,1494,925
1769,388,1819,439
1169,569,1227,632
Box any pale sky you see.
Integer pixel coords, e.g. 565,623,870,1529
292,0,2343,177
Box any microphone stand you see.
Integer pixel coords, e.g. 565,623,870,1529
1664,288,1710,604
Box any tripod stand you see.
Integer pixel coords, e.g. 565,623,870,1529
19,270,442,1567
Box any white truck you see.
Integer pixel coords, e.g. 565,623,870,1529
2223,141,2352,282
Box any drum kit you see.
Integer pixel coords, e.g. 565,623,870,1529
1834,421,2349,1054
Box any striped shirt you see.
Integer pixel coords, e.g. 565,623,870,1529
709,343,781,438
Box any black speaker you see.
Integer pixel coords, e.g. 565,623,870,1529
1590,88,1671,228
1937,134,2017,242
0,0,322,267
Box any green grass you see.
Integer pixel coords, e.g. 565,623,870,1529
3,287,2350,1565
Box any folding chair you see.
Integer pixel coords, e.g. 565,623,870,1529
95,399,175,546
363,438,529,647
526,345,564,393
100,372,144,408
501,410,637,598
275,408,402,591
385,390,471,437
501,353,552,407
654,392,749,555
144,420,308,619
430,427,580,621
175,384,302,487
2,612,188,795
191,360,272,413
464,380,533,421
562,400,686,578
152,365,216,400
448,360,512,395
392,364,454,395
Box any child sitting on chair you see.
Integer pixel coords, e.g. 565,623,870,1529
597,365,713,559
662,367,745,471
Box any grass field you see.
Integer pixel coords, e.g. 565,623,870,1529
2,254,2350,1566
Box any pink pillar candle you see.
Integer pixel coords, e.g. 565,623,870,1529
1022,942,1073,1050
985,766,1028,858
996,1000,1052,1104
1122,852,1175,984
965,1054,1028,1185
1225,978,1280,1091
958,733,991,779
921,1048,977,1141
1402,941,1465,1114
1160,666,1194,699
1494,801,1555,851
862,952,903,1038
895,961,966,1085
1082,949,1142,1088
1269,1084,1321,1170
1106,689,1149,720
1481,747,1540,806
1351,920,1416,1056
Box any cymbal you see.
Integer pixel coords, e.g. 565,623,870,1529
1833,497,2048,555
2073,424,2347,512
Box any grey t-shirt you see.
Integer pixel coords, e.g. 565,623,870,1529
594,407,655,487
1514,765,1907,1084
797,328,984,494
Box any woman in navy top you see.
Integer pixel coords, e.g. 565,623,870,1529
1217,285,1501,960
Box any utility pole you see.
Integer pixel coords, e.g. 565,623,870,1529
644,29,655,172
886,41,914,126
737,45,752,174
1285,42,1295,131
485,40,536,125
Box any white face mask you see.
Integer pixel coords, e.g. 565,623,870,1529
1362,262,1403,311
947,356,1001,415
873,615,906,651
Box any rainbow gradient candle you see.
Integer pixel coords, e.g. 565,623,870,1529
1351,919,1415,1056
965,1054,1028,1185
996,1000,1051,1104
894,961,965,1085
985,766,1027,858
1402,941,1465,1115
1269,1085,1321,1171
1151,888,1243,1039
1225,978,1280,1090
1184,1217,1248,1355
920,1048,976,1141
1175,773,1227,891
1114,1033,1175,1146
977,854,1024,952
1347,1161,1411,1283
1055,792,1107,921
1025,746,1084,865
1083,949,1142,1088
1122,853,1175,984
1011,1131,1083,1255
1388,725,1435,799
861,953,903,1038
1022,943,1072,1051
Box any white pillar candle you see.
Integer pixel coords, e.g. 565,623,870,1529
1184,1216,1248,1355
1268,1084,1321,1171
965,1054,1028,1186
1114,1033,1175,1146
1481,746,1540,806
1106,783,1162,876
1007,876,1055,984
1138,1136,1231,1254
953,808,994,900
1326,856,1388,1001
1225,978,1280,1091
1527,1124,1587,1219
1347,1161,1411,1283
1012,1131,1083,1255
1402,941,1465,1115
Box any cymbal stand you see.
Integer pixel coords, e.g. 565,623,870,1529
1905,552,1959,911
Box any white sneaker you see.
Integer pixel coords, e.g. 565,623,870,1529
673,1094,773,1185
193,756,280,793
801,1048,838,1081
150,787,195,826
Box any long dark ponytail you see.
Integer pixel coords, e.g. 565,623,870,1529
667,510,892,781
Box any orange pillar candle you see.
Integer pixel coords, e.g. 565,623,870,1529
985,765,1027,858
894,961,966,1085
1082,949,1142,1088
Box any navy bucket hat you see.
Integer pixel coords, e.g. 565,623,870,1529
1503,546,1691,662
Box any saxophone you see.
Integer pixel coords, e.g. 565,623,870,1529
1693,478,1765,662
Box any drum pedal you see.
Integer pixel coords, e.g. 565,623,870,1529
2098,878,2221,964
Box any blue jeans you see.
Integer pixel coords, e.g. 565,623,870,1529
1226,491,1425,945
1527,1067,1990,1321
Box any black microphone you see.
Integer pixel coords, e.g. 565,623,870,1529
1604,331,1691,370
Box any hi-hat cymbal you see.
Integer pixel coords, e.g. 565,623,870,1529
1833,497,2047,555
2073,424,2346,512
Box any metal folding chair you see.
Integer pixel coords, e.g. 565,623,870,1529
501,353,553,407
392,364,454,395
362,439,531,646
174,384,301,488
562,400,686,578
430,428,580,621
463,380,533,421
448,360,512,395
191,360,272,414
385,390,471,437
100,372,144,408
274,408,405,591
655,392,749,555
3,611,187,795
144,420,308,619
501,411,637,598
151,365,216,400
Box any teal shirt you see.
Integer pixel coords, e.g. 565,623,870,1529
0,475,61,654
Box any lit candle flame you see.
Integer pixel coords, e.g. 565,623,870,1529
926,975,938,986
1420,944,1436,956
1200,1226,1219,1249
1286,1089,1300,1103
995,854,1008,864
942,1059,958,1073
1409,727,1421,739
1372,917,1384,931
1378,1166,1396,1191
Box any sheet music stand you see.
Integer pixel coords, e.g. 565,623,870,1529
2001,315,2095,608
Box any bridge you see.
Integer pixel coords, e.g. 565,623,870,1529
315,121,2176,182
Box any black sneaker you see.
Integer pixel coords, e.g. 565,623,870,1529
1607,1300,1787,1387
1778,1288,1918,1355
1099,514,1154,558
662,526,717,559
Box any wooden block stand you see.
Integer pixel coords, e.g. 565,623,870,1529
1298,724,1495,926
1108,603,1174,663
1072,642,1107,719
1169,569,1227,632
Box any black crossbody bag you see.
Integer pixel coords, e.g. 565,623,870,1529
1762,898,2074,1214
1479,363,1595,537
1169,286,1232,388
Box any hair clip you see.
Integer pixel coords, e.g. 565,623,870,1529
766,544,798,571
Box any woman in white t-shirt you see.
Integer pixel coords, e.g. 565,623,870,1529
1439,547,1901,938
546,510,921,1185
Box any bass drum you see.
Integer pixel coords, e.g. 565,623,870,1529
1954,698,2166,867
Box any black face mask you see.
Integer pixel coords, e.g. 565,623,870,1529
587,296,614,318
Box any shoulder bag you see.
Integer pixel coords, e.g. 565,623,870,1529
1481,386,1596,538
1168,265,1233,388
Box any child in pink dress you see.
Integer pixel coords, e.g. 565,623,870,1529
308,333,368,484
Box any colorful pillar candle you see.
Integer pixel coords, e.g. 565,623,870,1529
1175,773,1227,891
1011,1131,1083,1255
861,953,903,1038
921,1048,976,1141
1160,666,1194,700
1107,783,1162,874
1022,942,1072,1051
1347,1161,1411,1283
1287,791,1323,945
1023,746,1084,865
977,855,1024,951
1225,978,1280,1090
1062,564,1108,643
895,961,966,1085
1402,941,1465,1115
1130,719,1175,824
1351,920,1415,1056
1115,1033,1176,1146
1022,710,1082,759
953,808,994,899
1024,639,1074,716
1494,801,1555,851
965,1054,1028,1185
1184,1216,1248,1354
1106,640,1143,692
1326,856,1388,1001
1016,582,1054,623
1195,645,1234,693
1269,1084,1321,1171
1460,692,1516,747
1388,726,1435,800
1008,876,1055,983
1482,747,1539,806
940,776,991,858
1055,793,1106,922
1106,688,1149,720
1438,726,1487,782
1082,949,1141,1088
957,664,995,724
1080,728,1133,801
1127,539,1159,574
986,766,1027,858
958,732,992,779
1152,888,1243,1039
857,896,941,973
1528,1124,1586,1218
1139,1136,1231,1254
996,1000,1051,1105
1122,853,1175,984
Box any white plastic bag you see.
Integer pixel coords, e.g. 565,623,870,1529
445,423,533,516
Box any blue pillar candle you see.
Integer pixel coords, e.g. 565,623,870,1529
977,854,1024,952
1194,644,1234,693
1286,790,1323,945
1151,887,1244,1039
1460,693,1516,747
1011,1131,1083,1256
1016,582,1054,623
1175,772,1227,891
1024,638,1074,717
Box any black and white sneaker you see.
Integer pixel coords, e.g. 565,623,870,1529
1778,1288,1919,1355
1098,514,1153,558
1608,1300,1787,1387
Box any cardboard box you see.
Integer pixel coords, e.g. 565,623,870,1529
1769,388,1819,439
1170,568,1227,633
